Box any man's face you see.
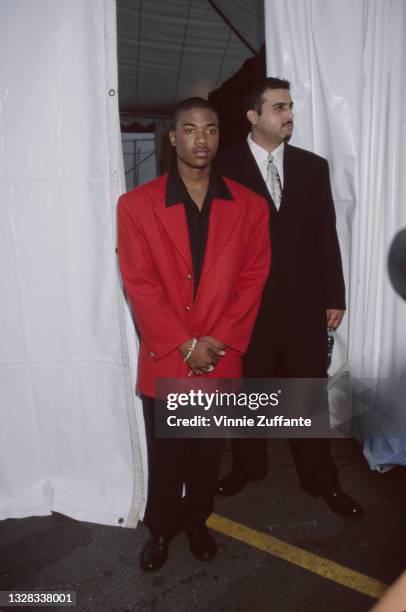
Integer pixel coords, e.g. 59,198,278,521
169,107,219,169
248,88,294,147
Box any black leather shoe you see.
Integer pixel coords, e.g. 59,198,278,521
216,470,267,496
186,526,217,561
140,535,172,571
319,488,364,518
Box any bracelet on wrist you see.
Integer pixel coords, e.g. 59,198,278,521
183,337,198,362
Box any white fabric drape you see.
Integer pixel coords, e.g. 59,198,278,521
265,0,406,466
0,0,145,526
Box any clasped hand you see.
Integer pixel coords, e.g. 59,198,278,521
180,336,226,376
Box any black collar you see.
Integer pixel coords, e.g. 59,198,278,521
166,164,233,207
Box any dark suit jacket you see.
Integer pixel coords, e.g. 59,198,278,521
214,142,345,376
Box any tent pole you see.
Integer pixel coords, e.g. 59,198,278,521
207,0,258,55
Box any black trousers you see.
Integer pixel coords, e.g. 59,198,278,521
230,436,337,494
234,323,339,494
142,396,224,536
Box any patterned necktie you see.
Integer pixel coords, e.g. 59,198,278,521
266,154,282,210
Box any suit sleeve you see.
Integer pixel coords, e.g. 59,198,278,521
117,193,190,360
209,196,271,354
317,160,346,309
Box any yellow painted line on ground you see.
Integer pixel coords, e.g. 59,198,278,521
207,513,387,600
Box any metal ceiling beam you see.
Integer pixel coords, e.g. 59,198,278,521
207,0,258,56
173,0,194,104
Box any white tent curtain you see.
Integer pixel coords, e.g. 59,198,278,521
0,0,145,526
265,0,406,467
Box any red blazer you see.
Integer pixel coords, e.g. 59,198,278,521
117,174,271,397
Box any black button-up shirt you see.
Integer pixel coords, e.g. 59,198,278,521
166,166,233,300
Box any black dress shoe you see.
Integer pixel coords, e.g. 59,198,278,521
186,526,217,561
216,470,267,497
318,488,364,518
140,534,172,571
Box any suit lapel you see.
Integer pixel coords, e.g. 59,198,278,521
241,142,270,199
153,191,192,269
153,174,244,285
281,144,303,214
241,142,280,216
281,144,292,210
199,196,242,287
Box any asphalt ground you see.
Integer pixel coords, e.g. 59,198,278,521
1,438,405,612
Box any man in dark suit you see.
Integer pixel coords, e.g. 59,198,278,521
214,77,363,517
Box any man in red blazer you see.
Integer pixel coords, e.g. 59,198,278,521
118,98,270,571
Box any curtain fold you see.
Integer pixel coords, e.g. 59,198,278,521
265,0,406,467
0,0,144,526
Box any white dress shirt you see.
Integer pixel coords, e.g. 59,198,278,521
247,133,285,193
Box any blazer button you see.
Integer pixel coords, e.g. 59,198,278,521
149,351,155,357
185,305,191,311
186,274,192,280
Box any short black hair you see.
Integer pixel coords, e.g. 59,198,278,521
172,97,219,129
245,77,290,115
